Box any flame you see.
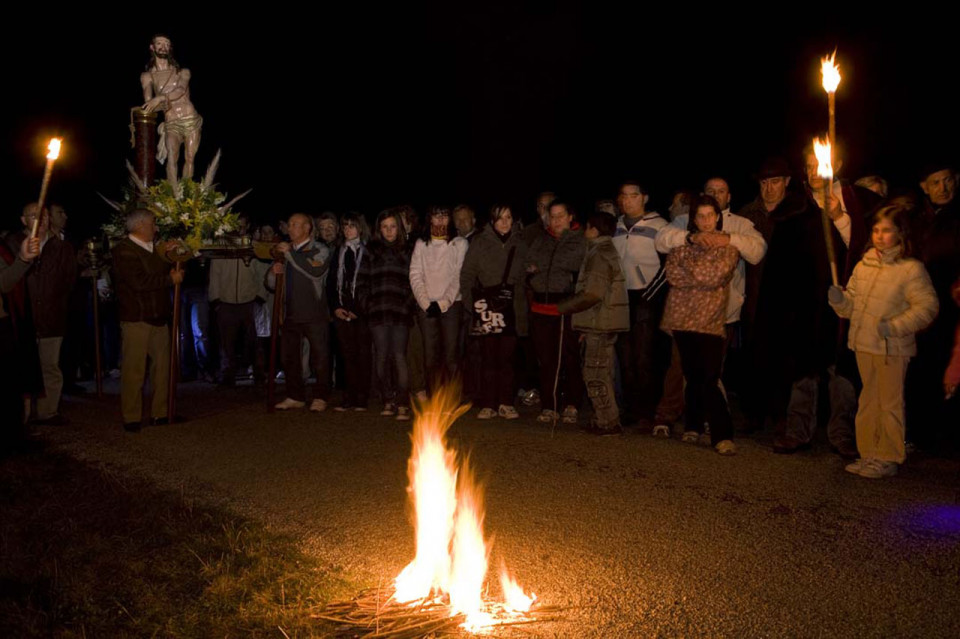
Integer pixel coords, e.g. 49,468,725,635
813,137,833,179
500,565,537,612
821,51,841,93
46,138,61,161
393,386,535,631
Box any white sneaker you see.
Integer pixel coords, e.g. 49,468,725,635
858,459,898,479
561,406,578,424
396,406,411,421
652,424,671,438
498,405,519,420
845,458,867,475
715,439,737,456
477,407,497,419
309,399,327,412
380,403,397,416
682,430,699,444
537,409,558,423
275,397,305,410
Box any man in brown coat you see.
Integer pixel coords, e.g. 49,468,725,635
112,209,183,431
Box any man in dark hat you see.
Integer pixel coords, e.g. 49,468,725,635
906,162,960,451
738,158,844,452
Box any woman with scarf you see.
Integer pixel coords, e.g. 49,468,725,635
327,211,371,411
409,205,469,390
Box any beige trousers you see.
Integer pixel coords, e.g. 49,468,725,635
36,336,64,419
120,321,170,424
855,352,909,464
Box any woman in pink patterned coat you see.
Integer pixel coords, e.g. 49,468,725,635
661,195,740,455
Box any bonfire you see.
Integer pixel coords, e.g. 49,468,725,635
318,388,558,637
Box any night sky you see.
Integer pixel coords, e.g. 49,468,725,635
3,7,956,236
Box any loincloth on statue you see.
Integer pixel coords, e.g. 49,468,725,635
156,114,203,164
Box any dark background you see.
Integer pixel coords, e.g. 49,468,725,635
3,6,956,236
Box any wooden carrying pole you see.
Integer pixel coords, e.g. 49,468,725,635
267,271,284,412
168,261,183,420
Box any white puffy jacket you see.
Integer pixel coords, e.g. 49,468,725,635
830,247,938,357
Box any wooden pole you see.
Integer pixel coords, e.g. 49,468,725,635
91,273,103,398
267,270,284,412
821,182,839,287
168,261,183,420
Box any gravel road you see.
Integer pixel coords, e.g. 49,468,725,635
40,382,960,638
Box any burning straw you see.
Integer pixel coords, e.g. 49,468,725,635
318,387,561,637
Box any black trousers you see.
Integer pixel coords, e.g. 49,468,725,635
281,320,330,402
333,317,371,406
616,291,669,423
477,334,518,409
530,313,583,412
674,330,732,444
217,301,260,383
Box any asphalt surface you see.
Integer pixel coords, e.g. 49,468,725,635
39,380,960,638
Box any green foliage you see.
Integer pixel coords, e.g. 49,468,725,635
102,179,240,251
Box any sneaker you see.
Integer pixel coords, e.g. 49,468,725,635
537,409,559,423
309,399,327,412
652,424,671,438
275,398,306,410
682,430,699,444
858,459,898,479
845,458,867,475
715,439,737,456
498,404,520,420
381,403,397,416
561,406,579,424
353,406,368,412
477,407,498,420
334,403,353,412
396,406,411,421
521,389,540,406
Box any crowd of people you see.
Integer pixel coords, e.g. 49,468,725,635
2,151,959,480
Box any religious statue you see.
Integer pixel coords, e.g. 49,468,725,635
140,34,202,185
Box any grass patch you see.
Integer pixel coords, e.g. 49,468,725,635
0,439,349,637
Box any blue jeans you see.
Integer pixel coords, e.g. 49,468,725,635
371,324,409,404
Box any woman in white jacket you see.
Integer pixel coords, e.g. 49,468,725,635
409,206,468,389
829,204,938,479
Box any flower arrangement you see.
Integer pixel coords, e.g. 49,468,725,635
100,151,250,251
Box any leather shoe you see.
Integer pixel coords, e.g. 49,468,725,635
151,415,185,426
832,441,859,460
773,435,811,454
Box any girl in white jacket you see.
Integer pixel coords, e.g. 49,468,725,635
409,206,468,388
828,204,938,479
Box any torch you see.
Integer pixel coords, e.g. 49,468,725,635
820,51,841,184
814,137,839,287
31,138,62,238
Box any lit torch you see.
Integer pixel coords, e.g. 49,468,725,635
814,137,839,287
32,138,62,238
821,51,841,172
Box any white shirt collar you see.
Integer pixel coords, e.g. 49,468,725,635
129,235,154,253
293,239,310,251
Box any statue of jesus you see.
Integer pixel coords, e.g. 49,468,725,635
140,34,202,185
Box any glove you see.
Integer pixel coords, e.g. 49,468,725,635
877,319,892,338
827,286,844,305
426,301,442,318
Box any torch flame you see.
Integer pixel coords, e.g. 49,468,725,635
813,137,833,179
46,138,62,161
821,51,841,93
393,386,535,631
